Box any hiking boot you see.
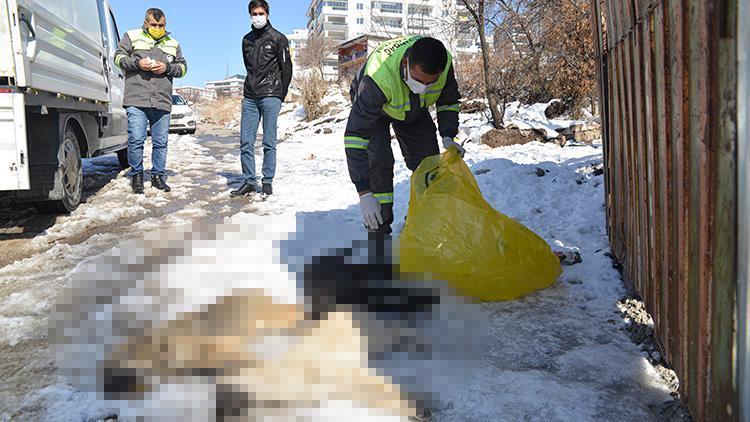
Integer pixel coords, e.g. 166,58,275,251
261,183,273,197
151,174,171,192
131,173,144,195
230,182,258,198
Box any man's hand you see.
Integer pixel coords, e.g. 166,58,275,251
442,137,466,157
151,61,167,75
138,58,154,71
359,192,383,231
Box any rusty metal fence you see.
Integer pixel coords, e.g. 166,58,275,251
589,0,741,420
738,1,749,420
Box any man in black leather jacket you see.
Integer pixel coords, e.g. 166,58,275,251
231,0,293,198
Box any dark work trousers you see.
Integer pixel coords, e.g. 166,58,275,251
368,110,440,234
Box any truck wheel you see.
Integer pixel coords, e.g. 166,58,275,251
35,126,83,214
116,148,129,169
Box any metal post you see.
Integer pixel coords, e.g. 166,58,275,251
738,0,749,420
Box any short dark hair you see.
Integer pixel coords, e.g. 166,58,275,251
145,8,165,21
248,0,270,14
408,37,448,75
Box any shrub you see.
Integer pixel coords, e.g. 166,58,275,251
297,71,328,122
195,96,242,125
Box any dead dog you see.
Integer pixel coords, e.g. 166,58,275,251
49,216,486,421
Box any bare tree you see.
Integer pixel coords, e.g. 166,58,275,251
404,8,431,36
299,33,337,78
461,0,504,128
537,0,597,115
179,90,200,104
295,33,336,122
460,0,597,120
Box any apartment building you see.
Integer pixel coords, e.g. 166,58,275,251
206,74,246,98
174,86,217,102
286,28,309,69
306,0,480,79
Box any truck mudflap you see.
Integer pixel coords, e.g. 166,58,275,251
0,92,29,191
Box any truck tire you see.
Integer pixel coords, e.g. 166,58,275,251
116,148,129,169
35,126,83,214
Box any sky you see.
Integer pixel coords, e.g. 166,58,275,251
109,0,310,87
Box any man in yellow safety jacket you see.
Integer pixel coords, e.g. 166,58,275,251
115,8,187,194
344,36,462,235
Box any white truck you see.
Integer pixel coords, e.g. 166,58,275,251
0,0,128,213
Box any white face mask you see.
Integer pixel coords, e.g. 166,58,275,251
251,15,268,29
404,60,434,95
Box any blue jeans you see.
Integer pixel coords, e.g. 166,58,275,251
127,107,170,176
240,97,282,185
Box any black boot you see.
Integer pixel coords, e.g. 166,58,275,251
131,173,144,194
261,183,273,197
151,174,171,192
230,182,257,198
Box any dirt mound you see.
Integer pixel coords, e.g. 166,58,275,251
195,97,241,125
559,123,602,144
460,100,485,114
481,128,546,148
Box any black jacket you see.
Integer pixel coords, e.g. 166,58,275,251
242,22,292,100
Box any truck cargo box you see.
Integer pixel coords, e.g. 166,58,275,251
0,0,110,103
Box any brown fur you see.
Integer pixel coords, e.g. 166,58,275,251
105,290,417,419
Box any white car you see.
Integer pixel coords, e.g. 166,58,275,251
170,94,197,135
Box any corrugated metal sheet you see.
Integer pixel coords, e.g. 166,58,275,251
738,0,749,420
589,1,741,420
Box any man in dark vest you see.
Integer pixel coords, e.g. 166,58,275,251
344,36,463,234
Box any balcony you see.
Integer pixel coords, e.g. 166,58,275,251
323,22,349,32
371,1,403,15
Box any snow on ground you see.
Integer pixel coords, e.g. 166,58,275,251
0,102,674,421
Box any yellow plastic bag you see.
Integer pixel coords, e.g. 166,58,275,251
399,148,562,301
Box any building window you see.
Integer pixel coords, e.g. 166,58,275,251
327,30,347,41
357,3,364,10
357,18,364,24
327,1,348,11
407,4,432,15
372,1,403,13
